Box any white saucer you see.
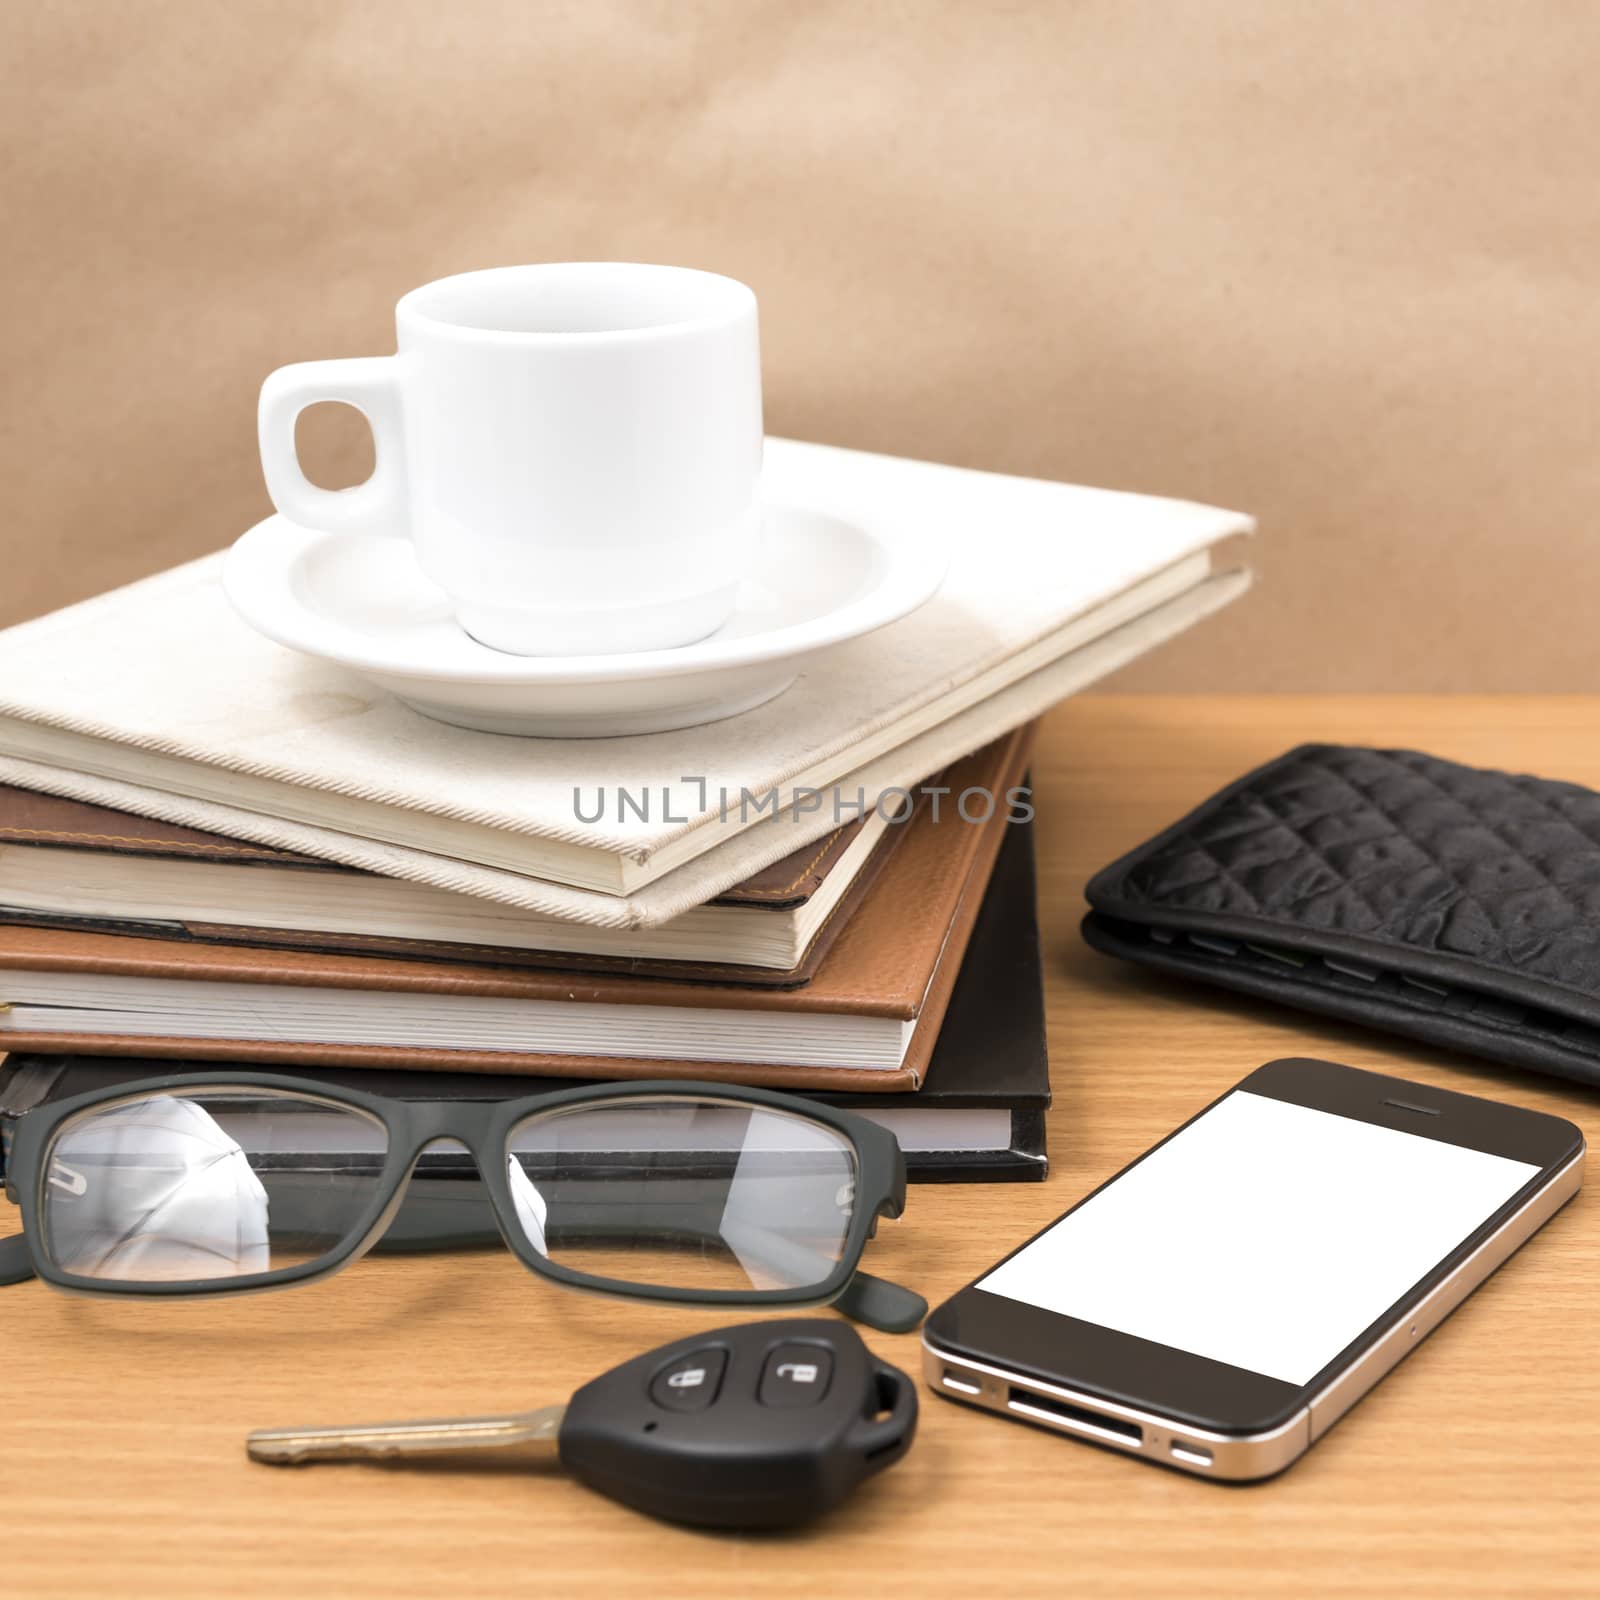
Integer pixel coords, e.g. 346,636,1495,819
222,502,946,737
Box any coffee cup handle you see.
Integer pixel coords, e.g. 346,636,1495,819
258,357,410,538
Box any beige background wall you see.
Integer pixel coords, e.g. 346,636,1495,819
3,1,1597,690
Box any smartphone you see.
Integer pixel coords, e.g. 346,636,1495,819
923,1057,1584,1481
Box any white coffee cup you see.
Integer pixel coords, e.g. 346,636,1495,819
258,263,763,656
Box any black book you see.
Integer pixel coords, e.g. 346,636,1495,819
0,811,1049,1182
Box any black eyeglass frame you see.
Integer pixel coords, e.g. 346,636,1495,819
0,1071,926,1333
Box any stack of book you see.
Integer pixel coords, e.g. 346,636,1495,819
0,440,1254,1181
0,733,1049,1176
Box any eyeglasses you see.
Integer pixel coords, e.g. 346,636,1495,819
0,1073,926,1333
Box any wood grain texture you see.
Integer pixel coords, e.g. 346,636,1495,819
5,695,1599,1597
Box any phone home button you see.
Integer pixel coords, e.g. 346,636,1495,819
759,1344,834,1407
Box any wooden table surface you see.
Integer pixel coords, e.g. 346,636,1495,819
7,695,1600,1598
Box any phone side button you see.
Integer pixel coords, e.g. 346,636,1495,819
1309,1151,1582,1441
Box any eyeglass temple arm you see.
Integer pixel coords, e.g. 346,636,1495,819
842,1151,925,1331
0,1235,35,1285
834,1271,927,1334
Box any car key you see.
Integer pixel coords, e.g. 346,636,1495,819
247,1318,917,1529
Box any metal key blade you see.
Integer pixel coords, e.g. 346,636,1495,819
247,1403,565,1466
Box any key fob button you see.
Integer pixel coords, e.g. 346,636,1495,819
558,1319,915,1528
648,1347,727,1413
758,1344,834,1407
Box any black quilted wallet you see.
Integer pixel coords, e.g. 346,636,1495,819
1083,744,1600,1090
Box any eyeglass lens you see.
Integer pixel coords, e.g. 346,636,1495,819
503,1097,859,1295
39,1091,390,1284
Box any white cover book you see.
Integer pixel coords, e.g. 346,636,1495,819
0,438,1252,925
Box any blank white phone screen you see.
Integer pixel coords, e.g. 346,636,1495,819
978,1090,1539,1386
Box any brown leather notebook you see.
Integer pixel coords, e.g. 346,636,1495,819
0,728,1033,1092
0,776,921,987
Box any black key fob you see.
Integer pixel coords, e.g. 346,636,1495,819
557,1318,918,1529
